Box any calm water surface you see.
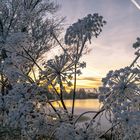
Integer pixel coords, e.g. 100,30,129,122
53,99,102,113
52,99,111,130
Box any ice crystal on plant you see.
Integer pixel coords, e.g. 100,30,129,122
65,13,106,46
55,123,83,140
99,67,140,139
0,83,51,139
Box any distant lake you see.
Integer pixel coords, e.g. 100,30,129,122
52,99,102,113
52,99,111,131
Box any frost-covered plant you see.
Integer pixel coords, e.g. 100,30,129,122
54,122,105,140
130,37,140,68
64,14,106,116
0,82,54,139
0,0,61,139
40,53,73,87
0,0,60,69
40,53,86,88
39,13,106,117
65,13,106,46
0,32,62,139
99,66,140,139
0,1,107,138
64,13,106,65
0,32,33,82
133,37,140,49
40,52,87,115
54,123,83,140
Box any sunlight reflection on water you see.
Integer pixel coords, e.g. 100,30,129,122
52,99,111,131
52,99,102,111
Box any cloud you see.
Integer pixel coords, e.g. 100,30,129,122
76,77,102,88
59,0,140,87
77,77,101,82
76,83,100,88
131,0,140,10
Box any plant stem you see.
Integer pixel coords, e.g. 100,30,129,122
71,63,77,116
71,38,87,117
86,108,105,130
59,75,68,113
99,122,120,138
74,111,98,126
22,47,61,119
130,54,140,68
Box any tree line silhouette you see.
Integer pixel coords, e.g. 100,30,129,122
47,88,99,99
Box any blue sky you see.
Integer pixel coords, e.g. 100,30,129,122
56,0,140,88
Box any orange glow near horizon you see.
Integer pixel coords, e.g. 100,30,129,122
75,77,102,89
75,68,103,89
58,0,140,91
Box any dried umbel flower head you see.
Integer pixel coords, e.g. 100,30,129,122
0,83,50,139
65,13,106,45
40,53,73,87
99,67,140,139
133,37,140,49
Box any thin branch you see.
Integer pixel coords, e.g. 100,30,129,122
0,19,4,37
31,67,37,82
74,111,98,126
59,75,68,113
6,3,18,37
31,0,41,12
130,54,140,68
51,31,73,62
86,108,105,130
99,122,120,138
22,47,61,119
71,63,77,116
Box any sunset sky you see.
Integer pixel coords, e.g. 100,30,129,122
55,0,140,89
